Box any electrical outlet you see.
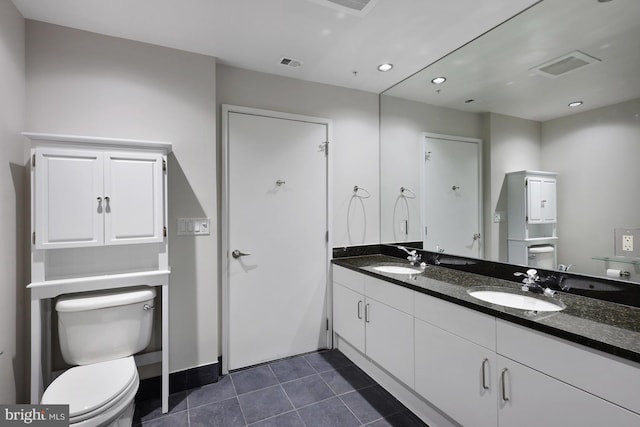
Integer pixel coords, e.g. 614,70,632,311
493,212,504,223
622,235,634,252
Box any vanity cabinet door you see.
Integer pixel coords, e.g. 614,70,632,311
364,297,414,388
497,356,640,427
35,148,104,249
333,282,365,353
415,318,497,427
104,152,164,245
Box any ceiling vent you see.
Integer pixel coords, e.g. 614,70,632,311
531,50,601,78
307,0,380,16
279,57,304,69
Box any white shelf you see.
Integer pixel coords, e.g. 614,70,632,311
23,132,172,152
28,269,171,299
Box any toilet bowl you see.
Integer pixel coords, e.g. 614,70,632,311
42,357,139,426
41,287,156,427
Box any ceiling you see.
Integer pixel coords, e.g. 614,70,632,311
11,0,538,94
383,0,640,121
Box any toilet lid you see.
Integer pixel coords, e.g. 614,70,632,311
42,356,138,418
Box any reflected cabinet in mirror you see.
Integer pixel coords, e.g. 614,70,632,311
380,0,640,282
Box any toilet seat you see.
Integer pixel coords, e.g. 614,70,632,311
42,356,139,424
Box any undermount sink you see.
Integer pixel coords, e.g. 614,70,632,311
467,287,565,312
373,265,423,275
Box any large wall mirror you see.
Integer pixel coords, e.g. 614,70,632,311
380,0,640,282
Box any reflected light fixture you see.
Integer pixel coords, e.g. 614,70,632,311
568,101,584,107
431,76,446,84
377,63,393,72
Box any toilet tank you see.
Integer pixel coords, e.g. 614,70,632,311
56,286,156,365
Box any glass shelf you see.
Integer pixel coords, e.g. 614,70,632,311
592,256,640,266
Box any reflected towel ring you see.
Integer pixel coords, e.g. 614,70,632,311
400,187,416,199
353,185,371,199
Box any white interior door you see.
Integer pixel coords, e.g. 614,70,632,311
423,135,482,258
225,108,329,371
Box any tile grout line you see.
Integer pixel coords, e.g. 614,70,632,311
228,373,249,426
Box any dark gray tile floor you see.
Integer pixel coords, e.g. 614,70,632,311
133,349,428,427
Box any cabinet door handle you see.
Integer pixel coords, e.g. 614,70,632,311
357,300,363,319
501,368,510,402
364,303,370,323
481,358,489,390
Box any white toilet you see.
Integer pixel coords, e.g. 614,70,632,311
41,286,156,427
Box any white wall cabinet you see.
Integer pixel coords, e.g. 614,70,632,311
526,176,556,224
35,148,165,249
507,170,558,267
332,266,414,387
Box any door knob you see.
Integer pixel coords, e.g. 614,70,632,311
232,249,251,259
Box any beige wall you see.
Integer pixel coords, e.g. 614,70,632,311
542,98,640,278
379,95,485,244
484,113,541,262
25,21,218,374
0,0,27,404
217,64,380,248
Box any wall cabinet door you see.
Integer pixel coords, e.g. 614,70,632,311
104,152,164,245
35,149,104,248
498,356,640,427
333,282,365,353
527,177,556,223
365,298,414,387
415,318,497,427
35,148,165,249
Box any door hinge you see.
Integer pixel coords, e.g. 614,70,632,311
320,141,329,155
162,159,167,173
326,318,329,331
325,230,329,243
425,226,428,238
163,226,167,237
32,154,36,167
32,232,36,244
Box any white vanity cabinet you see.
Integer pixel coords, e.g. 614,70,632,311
332,266,414,387
497,355,639,427
34,147,165,249
414,292,497,427
331,265,640,427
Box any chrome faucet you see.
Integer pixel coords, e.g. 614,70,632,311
514,269,556,297
398,246,422,265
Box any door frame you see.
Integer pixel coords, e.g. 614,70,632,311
420,132,483,259
221,104,333,374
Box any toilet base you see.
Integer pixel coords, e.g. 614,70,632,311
105,401,134,427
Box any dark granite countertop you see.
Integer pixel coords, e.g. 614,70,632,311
333,254,640,363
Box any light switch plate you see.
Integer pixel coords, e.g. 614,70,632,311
178,218,211,236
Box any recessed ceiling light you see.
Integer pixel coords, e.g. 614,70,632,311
431,77,447,84
568,101,584,107
377,63,393,72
